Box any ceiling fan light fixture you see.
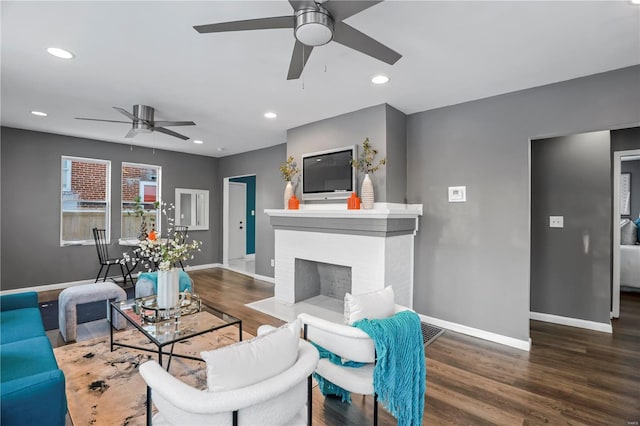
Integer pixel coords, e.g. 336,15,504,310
371,75,390,85
47,47,74,59
295,8,334,47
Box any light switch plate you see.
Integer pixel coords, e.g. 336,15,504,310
448,186,467,202
549,216,564,228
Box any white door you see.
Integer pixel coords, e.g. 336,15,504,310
228,182,246,260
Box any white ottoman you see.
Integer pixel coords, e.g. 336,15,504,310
58,282,127,342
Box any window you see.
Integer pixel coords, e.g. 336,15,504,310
121,163,161,239
60,156,111,245
175,188,209,230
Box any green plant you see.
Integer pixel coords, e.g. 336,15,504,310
351,138,386,174
129,195,159,222
279,156,299,181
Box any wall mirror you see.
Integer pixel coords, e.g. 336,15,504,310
175,188,209,231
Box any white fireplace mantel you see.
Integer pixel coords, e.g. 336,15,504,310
266,203,423,308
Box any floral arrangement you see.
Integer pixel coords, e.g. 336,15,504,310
279,156,299,181
123,202,202,271
351,138,386,174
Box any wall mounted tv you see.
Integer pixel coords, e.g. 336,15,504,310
302,145,357,201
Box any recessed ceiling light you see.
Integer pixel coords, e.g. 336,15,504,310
47,47,74,59
193,140,203,144
31,111,48,117
264,112,277,119
371,75,389,85
631,0,640,4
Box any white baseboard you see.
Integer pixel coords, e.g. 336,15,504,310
253,273,275,284
184,263,222,271
0,278,97,295
418,314,531,352
245,254,256,261
0,263,224,296
530,311,612,333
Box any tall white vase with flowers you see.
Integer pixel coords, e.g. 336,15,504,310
123,202,202,309
351,138,386,209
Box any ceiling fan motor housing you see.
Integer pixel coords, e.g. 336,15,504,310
132,104,154,132
295,6,334,46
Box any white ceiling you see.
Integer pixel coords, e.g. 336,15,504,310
2,1,639,157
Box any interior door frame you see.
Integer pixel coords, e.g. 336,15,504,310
612,148,640,318
222,174,256,266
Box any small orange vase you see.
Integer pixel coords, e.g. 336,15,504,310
288,194,300,210
347,193,361,210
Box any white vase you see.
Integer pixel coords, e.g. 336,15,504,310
157,269,180,309
284,181,294,209
361,173,375,209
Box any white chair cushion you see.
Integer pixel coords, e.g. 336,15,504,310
344,286,395,325
201,319,300,392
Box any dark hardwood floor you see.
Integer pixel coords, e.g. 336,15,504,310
43,268,640,425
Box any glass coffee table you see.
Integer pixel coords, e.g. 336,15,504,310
109,294,242,370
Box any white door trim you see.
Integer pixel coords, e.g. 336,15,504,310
222,174,256,267
612,148,640,318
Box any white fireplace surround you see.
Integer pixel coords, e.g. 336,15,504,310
265,203,423,308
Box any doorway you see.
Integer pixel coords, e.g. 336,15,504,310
612,149,640,318
223,175,256,276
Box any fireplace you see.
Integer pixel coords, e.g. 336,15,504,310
266,204,423,308
294,259,351,303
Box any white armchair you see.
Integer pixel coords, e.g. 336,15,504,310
139,326,319,426
298,304,411,426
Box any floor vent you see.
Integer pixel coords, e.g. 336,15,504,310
421,322,445,346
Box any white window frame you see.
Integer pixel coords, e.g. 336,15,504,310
175,188,209,231
61,159,72,192
60,155,111,246
121,162,162,239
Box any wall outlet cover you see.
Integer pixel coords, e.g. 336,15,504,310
549,216,564,228
448,186,467,203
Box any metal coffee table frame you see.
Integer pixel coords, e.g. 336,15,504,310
109,298,242,370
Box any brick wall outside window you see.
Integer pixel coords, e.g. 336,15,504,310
71,161,107,200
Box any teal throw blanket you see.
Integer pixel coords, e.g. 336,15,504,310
354,310,426,426
137,271,193,294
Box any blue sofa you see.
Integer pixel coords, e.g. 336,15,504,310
0,292,67,426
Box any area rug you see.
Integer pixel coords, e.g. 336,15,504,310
54,323,252,426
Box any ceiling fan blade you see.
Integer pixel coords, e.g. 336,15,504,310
194,16,294,33
75,117,131,124
332,22,401,65
288,0,317,11
287,40,314,80
112,107,140,122
322,1,382,22
154,127,190,141
125,128,137,138
152,120,196,127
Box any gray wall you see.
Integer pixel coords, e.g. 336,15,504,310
407,65,640,341
531,131,611,323
217,143,286,277
385,104,408,204
1,127,219,290
287,104,388,202
621,160,640,219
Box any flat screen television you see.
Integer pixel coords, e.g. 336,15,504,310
302,145,357,201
